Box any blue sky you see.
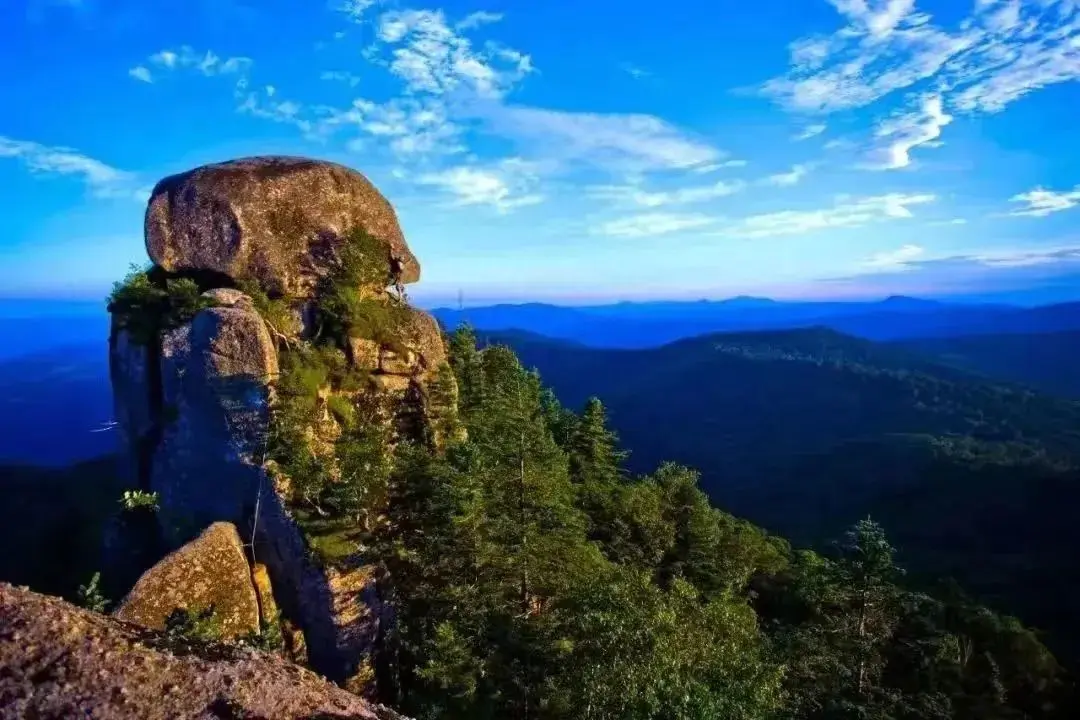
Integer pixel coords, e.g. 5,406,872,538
3,0,1080,307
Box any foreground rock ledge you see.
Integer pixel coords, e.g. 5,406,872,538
0,583,406,720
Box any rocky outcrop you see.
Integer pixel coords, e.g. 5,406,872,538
0,583,406,720
153,291,278,546
145,156,420,298
108,154,457,695
114,522,260,640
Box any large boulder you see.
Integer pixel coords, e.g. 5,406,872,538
113,522,260,639
0,583,406,720
145,156,420,297
152,291,277,545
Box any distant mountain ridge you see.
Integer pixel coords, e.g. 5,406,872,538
432,297,1080,347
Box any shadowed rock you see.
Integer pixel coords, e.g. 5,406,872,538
0,583,406,720
145,156,420,298
114,522,260,639
153,292,278,546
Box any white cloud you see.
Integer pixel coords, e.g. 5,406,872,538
375,9,532,98
128,66,153,83
764,163,811,186
966,244,1080,267
338,0,379,23
692,159,748,173
794,124,827,140
764,0,1080,123
320,96,464,156
136,46,252,81
717,192,936,238
416,159,543,212
321,70,362,87
863,243,925,269
0,136,145,201
1007,185,1080,217
589,179,745,208
483,105,723,173
456,10,503,30
594,212,718,238
866,93,952,169
621,64,652,79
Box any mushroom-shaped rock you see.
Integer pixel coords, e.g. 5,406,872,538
145,156,420,297
113,522,260,639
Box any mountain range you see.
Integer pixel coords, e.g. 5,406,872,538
431,296,1080,347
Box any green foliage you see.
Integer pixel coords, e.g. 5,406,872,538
76,571,109,613
107,265,217,345
236,276,297,337
119,489,160,512
163,605,224,645
368,329,1067,719
240,611,285,652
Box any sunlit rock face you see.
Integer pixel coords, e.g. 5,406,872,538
107,155,456,691
145,156,420,298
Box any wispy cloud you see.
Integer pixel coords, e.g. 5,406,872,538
763,163,811,186
589,179,744,208
863,243,925,270
716,193,936,238
621,63,652,79
866,94,952,170
130,46,252,84
1008,185,1080,217
337,0,380,23
793,123,827,141
321,70,362,87
482,105,723,173
129,66,153,83
594,212,718,238
762,0,1080,166
0,136,146,202
416,158,543,212
455,10,503,30
375,9,532,98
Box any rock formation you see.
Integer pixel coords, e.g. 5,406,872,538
113,522,260,640
145,156,420,298
0,583,406,720
107,156,457,691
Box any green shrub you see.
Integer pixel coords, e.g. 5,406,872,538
107,265,218,345
76,571,109,613
236,277,298,337
120,489,160,512
240,611,285,651
163,605,224,644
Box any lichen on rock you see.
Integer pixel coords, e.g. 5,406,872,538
0,582,407,720
113,522,260,639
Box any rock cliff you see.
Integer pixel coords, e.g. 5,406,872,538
106,156,456,691
0,583,405,720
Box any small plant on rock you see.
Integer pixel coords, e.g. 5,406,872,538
120,489,160,512
164,605,224,644
76,571,109,613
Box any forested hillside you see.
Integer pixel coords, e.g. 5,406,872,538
482,326,1080,669
896,331,1080,399
2,326,1074,718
